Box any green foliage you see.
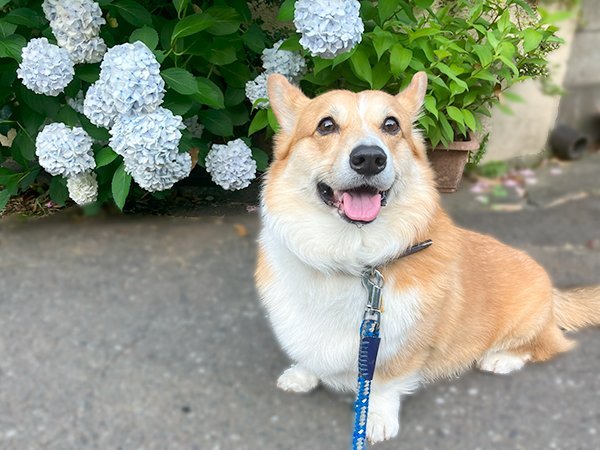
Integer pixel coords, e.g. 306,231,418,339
0,0,565,212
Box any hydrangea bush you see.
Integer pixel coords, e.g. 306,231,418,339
0,0,566,212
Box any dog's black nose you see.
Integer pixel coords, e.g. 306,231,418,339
349,145,387,176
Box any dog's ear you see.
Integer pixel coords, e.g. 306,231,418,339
267,74,309,134
396,71,428,119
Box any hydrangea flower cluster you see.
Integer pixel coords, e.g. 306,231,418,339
42,0,107,64
245,40,306,109
35,123,95,178
109,108,191,192
67,90,85,114
261,40,307,81
17,38,74,96
183,116,204,139
294,0,364,59
67,172,98,205
84,42,165,129
205,139,257,191
245,73,270,109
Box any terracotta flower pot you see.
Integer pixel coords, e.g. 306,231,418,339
426,134,480,193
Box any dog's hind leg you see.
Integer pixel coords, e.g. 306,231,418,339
477,350,531,374
277,365,319,393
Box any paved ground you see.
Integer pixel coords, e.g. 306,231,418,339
0,153,599,450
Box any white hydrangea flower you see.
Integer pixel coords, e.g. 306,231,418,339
83,42,165,128
183,116,204,139
205,139,257,191
67,171,98,205
262,40,306,81
17,38,74,96
43,0,106,64
67,90,85,114
294,0,364,59
35,123,95,178
125,150,192,192
245,73,269,109
109,107,191,192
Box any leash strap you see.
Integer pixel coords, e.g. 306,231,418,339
351,240,432,450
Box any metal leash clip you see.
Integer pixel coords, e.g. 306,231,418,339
362,268,384,326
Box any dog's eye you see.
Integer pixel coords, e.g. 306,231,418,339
317,117,337,135
382,117,400,135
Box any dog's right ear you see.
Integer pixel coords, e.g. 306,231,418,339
267,74,309,135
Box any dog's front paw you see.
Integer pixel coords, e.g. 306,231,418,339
277,366,319,393
367,410,400,444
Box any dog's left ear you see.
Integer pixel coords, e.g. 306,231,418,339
396,71,428,119
267,74,309,134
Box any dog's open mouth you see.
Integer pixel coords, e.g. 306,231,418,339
317,182,389,224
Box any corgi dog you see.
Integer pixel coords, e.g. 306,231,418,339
254,72,600,444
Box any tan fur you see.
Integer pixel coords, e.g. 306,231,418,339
256,73,600,390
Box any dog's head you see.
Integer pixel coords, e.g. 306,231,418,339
261,73,440,274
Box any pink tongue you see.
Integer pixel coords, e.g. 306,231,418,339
341,191,382,222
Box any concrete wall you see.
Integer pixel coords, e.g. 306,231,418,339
483,4,579,162
556,0,600,145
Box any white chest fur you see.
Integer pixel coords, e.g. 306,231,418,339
260,234,423,384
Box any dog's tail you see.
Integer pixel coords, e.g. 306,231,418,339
553,286,600,331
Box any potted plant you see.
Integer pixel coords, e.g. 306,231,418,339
273,0,563,192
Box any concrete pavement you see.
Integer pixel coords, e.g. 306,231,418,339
0,154,599,450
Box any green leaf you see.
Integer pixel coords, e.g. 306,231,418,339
0,189,12,212
49,176,68,206
0,35,26,61
278,35,301,52
372,59,392,90
4,8,42,29
523,28,543,52
193,77,225,109
95,147,118,168
267,108,280,132
438,113,454,144
205,6,242,36
498,9,511,33
112,0,152,27
162,90,193,115
390,44,412,77
252,148,269,171
79,116,111,141
130,26,159,50
161,68,197,95
436,63,468,90
313,57,332,76
242,24,267,53
75,64,100,83
278,0,295,22
0,20,17,38
446,106,464,126
349,45,373,87
378,0,398,23
498,55,519,76
462,109,477,131
473,44,492,67
198,109,233,136
248,109,268,135
424,96,438,119
0,0,11,8
171,13,215,42
112,162,131,211
503,92,525,103
409,27,441,43
371,27,395,60
173,0,189,16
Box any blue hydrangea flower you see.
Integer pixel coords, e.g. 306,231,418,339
245,73,269,109
205,139,257,191
67,171,98,205
262,40,306,81
43,0,106,64
17,38,74,96
109,107,191,192
35,123,95,177
83,42,165,128
294,0,364,59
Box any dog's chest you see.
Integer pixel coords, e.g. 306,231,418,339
262,252,422,377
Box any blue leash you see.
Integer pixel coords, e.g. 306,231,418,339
351,269,384,450
351,240,432,449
